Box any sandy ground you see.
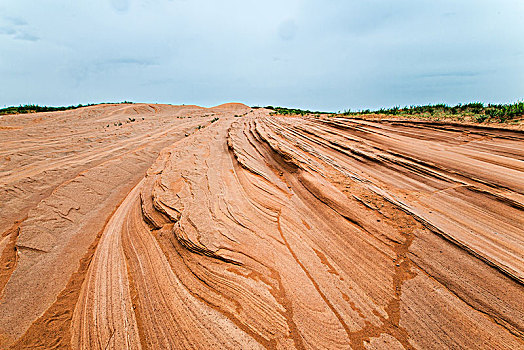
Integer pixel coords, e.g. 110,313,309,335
0,104,522,349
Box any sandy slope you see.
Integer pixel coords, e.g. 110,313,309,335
0,104,523,349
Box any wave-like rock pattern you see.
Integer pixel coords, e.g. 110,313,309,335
0,105,523,349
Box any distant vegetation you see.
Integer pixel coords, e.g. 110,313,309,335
340,101,524,124
264,101,523,124
0,102,133,115
264,106,332,116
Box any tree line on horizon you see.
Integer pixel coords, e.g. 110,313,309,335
263,101,523,123
0,102,133,115
340,101,524,123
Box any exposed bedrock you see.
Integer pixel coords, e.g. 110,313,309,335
0,105,522,349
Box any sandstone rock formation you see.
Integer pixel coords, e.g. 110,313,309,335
0,104,522,349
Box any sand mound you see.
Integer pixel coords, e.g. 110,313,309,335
211,102,251,111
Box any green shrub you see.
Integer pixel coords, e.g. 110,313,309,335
340,100,523,123
266,106,332,116
0,102,134,116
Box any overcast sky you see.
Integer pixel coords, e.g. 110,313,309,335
1,0,523,111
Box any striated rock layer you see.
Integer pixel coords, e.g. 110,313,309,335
0,104,523,349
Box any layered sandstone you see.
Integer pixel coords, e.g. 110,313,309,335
0,104,522,349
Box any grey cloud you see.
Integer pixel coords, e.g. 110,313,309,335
0,15,38,41
278,19,297,41
0,27,39,42
0,27,16,35
98,58,159,67
14,32,39,41
4,17,28,26
68,57,159,87
415,71,484,79
110,0,130,12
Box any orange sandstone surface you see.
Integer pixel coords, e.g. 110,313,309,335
0,103,523,349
